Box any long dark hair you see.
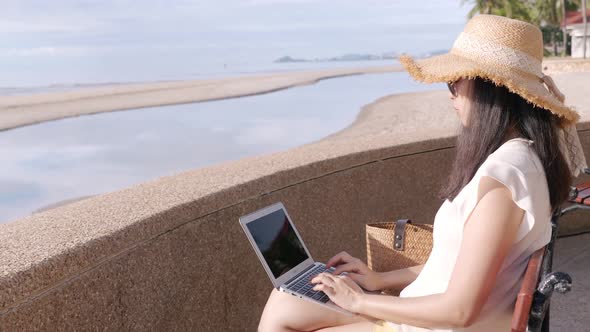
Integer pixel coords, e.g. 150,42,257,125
440,77,572,213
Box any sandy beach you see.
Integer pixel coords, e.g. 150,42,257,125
325,69,590,145
0,65,403,132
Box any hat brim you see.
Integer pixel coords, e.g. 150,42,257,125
399,53,580,126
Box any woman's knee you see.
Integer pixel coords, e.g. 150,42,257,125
258,288,293,331
258,288,366,331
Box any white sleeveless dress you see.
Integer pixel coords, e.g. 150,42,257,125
388,138,553,331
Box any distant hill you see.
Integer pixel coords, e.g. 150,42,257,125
274,50,448,63
274,56,308,63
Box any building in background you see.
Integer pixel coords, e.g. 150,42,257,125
563,9,590,58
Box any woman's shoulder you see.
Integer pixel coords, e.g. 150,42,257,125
461,138,551,244
483,138,543,175
467,138,547,204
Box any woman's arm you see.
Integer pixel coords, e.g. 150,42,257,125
314,176,525,328
375,264,424,291
325,255,422,292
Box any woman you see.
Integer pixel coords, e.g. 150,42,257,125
258,14,586,332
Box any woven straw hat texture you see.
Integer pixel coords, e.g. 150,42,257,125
399,14,580,125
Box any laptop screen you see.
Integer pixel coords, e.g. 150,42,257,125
246,208,309,279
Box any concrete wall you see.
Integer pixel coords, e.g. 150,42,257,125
2,128,590,331
0,135,456,331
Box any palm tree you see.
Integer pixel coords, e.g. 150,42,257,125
534,0,561,55
461,0,533,23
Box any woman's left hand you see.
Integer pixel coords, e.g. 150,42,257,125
311,272,365,313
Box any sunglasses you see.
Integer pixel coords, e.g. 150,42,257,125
447,80,458,97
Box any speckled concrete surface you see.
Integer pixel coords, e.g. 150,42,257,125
1,70,589,330
0,65,402,132
0,146,457,331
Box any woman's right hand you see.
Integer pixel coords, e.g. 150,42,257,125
323,251,383,292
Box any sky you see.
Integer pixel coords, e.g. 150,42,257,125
0,0,472,86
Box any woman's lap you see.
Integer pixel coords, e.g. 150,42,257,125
259,288,383,331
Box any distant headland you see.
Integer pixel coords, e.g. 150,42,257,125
273,50,448,63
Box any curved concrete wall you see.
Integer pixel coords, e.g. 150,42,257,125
0,137,456,330
2,81,590,330
2,131,590,331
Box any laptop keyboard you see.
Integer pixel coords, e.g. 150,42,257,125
287,265,332,303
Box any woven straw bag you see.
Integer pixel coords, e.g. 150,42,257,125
366,219,434,273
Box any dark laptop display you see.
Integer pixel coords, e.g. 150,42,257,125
246,209,309,278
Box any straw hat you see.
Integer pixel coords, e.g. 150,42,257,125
399,14,587,177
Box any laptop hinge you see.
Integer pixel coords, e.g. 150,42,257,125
284,264,316,286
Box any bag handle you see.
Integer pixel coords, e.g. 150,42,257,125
394,219,411,251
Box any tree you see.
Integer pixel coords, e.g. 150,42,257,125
461,0,534,23
534,0,565,55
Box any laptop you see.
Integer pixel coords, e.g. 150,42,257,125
239,202,352,315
